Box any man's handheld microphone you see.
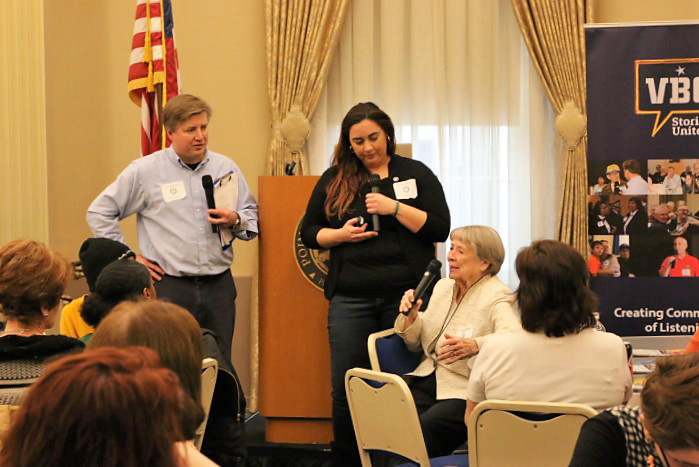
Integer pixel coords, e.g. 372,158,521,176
202,175,218,234
368,174,381,232
402,259,442,314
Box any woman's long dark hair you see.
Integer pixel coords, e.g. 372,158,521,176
325,102,396,219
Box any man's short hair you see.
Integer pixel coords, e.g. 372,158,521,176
163,94,212,132
618,244,630,251
622,159,641,175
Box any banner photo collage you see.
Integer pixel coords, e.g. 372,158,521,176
586,23,699,337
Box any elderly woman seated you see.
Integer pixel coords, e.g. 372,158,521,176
465,240,632,423
395,225,521,457
0,240,83,394
0,346,216,466
570,352,699,467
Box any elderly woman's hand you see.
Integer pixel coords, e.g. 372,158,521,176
436,333,479,364
399,289,422,315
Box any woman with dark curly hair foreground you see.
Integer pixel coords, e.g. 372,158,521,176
465,240,632,422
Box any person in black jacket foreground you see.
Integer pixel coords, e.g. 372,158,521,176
569,352,699,467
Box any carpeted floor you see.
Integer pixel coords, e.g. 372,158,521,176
244,412,332,467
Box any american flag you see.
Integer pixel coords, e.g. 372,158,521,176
128,0,180,157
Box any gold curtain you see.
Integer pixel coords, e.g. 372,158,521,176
249,0,348,412
510,0,591,254
265,0,349,175
0,0,49,244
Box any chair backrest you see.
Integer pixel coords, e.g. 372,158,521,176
0,404,20,450
467,399,598,467
367,329,422,375
194,357,218,450
345,368,430,466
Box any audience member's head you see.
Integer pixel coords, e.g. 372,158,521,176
623,159,641,177
596,176,605,186
618,244,630,259
640,352,699,462
628,196,645,214
655,164,662,172
0,240,72,330
80,260,154,329
516,240,596,337
677,205,691,222
668,166,676,177
590,240,604,257
87,300,204,438
606,164,621,182
674,237,689,256
666,201,676,213
654,205,670,224
79,237,135,292
592,201,610,218
0,347,187,466
450,225,505,276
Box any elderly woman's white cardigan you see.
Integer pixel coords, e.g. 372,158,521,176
395,275,521,400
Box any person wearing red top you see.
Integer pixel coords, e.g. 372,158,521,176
659,236,699,277
686,328,699,353
588,241,603,276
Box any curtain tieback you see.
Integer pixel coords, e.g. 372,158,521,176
273,105,311,153
555,101,587,151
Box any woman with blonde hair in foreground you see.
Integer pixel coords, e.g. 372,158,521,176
0,346,217,466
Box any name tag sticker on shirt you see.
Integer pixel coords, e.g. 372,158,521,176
393,178,418,199
160,181,187,203
456,326,474,339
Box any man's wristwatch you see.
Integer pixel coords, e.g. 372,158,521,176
232,216,242,230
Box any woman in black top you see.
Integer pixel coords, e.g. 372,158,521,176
569,352,699,467
301,102,450,465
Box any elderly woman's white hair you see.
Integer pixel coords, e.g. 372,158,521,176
450,225,505,276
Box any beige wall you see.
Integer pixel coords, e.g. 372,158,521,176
44,0,270,278
592,0,699,22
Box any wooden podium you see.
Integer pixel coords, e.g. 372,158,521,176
258,176,333,443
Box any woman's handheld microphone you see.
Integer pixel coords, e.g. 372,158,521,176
368,174,381,232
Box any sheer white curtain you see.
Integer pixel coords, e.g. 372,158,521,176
308,0,559,286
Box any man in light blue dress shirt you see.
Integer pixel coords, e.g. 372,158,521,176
87,94,258,359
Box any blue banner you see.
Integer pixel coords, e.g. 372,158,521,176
585,23,699,337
